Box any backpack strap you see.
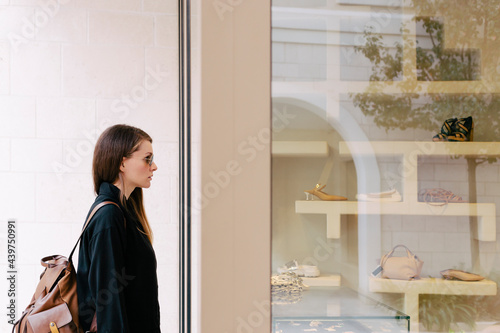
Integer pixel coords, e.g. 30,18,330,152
68,201,123,261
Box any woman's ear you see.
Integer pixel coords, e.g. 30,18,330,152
119,158,126,172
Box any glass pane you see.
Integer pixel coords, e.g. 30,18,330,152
272,1,500,332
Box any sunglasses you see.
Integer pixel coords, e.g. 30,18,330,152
144,154,154,166
131,154,154,166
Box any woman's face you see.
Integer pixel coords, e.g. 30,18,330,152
121,140,158,190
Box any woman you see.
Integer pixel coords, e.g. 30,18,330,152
77,124,160,332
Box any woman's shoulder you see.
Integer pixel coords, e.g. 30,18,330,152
87,200,126,234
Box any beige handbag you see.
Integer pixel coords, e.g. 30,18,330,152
380,245,423,280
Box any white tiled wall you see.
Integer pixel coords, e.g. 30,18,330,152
0,2,178,332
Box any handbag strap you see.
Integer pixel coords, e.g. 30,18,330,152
381,244,415,267
68,201,123,261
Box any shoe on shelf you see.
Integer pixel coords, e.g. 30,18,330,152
304,184,347,201
356,189,402,202
418,188,467,205
440,269,484,281
447,116,474,142
277,262,320,278
432,117,457,142
432,116,474,142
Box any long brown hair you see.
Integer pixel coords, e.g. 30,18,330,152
92,124,154,243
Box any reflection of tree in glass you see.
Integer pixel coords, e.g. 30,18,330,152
351,2,500,283
350,4,500,142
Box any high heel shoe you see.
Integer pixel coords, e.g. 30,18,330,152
304,184,347,201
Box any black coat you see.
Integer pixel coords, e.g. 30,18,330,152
77,182,161,332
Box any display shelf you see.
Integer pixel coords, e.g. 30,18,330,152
295,200,496,241
273,286,409,333
339,141,500,157
369,276,497,332
272,140,329,157
295,141,498,241
339,141,500,203
302,275,341,287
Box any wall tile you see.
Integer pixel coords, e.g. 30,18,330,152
431,252,471,275
0,7,34,41
438,181,469,200
381,231,392,252
89,11,154,46
284,63,299,78
37,97,96,139
144,0,177,13
425,216,457,233
17,221,73,264
0,173,35,221
418,232,446,252
0,41,9,94
479,253,497,275
14,265,39,313
36,173,94,223
391,231,419,251
143,174,174,225
60,139,94,174
97,99,178,142
272,63,288,78
484,182,500,196
155,15,177,47
63,45,145,98
153,223,178,266
381,215,401,231
417,162,434,181
457,219,470,232
444,232,470,253
297,44,314,64
0,139,9,171
149,142,178,176
434,162,468,181
401,216,426,232
35,8,87,43
11,42,61,96
145,47,178,101
285,43,298,63
312,44,326,65
11,139,62,172
0,96,36,138
272,43,285,63
66,0,141,11
476,163,499,182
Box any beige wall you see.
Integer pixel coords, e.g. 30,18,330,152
194,1,271,332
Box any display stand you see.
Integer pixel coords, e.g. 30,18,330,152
295,141,498,241
369,276,497,332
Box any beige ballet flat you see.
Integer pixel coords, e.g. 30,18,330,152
304,184,347,201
